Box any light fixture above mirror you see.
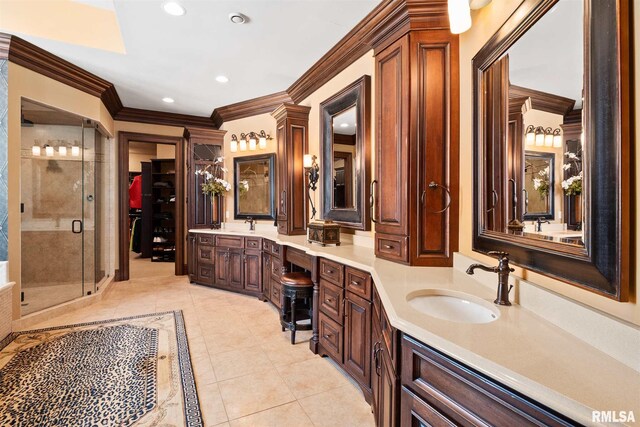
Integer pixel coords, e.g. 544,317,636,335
229,130,272,153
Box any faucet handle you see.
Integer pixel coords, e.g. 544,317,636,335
488,251,509,260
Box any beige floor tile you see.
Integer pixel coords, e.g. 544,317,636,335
192,353,218,385
298,384,374,427
276,357,352,399
260,335,318,367
229,401,312,427
204,328,258,355
198,382,229,426
211,346,274,381
217,368,296,420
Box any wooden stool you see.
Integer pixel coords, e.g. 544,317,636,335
279,272,313,344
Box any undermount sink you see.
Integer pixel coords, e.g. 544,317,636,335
407,289,500,324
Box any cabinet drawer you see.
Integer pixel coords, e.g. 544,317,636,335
375,234,408,263
401,387,456,427
270,278,282,308
319,258,344,286
319,279,343,324
197,234,215,245
277,221,287,235
401,336,575,427
197,264,214,283
271,256,282,280
270,242,282,258
216,235,244,248
246,237,261,249
319,311,343,363
197,245,215,264
345,267,372,300
263,239,272,251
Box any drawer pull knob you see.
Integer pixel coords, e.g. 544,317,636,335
383,244,393,249
326,298,334,303
350,280,360,286
326,269,333,274
323,334,332,339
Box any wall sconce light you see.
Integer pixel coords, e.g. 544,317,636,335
303,154,320,220
71,145,81,157
525,125,562,148
31,145,41,156
45,145,55,157
448,0,492,34
230,130,272,153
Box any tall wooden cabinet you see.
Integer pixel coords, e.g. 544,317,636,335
271,103,311,235
373,29,459,266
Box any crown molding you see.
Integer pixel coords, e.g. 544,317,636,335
115,107,216,129
271,103,311,122
183,126,226,143
211,91,292,128
509,84,576,117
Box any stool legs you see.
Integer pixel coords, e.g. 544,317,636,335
291,299,297,344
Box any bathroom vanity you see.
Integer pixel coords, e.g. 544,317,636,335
188,229,638,426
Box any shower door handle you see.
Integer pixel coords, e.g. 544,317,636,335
72,220,83,234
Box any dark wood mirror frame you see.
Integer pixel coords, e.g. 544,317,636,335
523,151,555,221
472,0,631,300
233,153,276,221
320,75,371,230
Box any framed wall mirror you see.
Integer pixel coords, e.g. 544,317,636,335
472,0,630,300
233,153,276,220
320,75,371,230
523,151,555,221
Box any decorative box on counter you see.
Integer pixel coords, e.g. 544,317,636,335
308,220,340,246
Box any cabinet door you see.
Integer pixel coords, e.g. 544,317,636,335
262,253,271,300
375,36,409,237
244,249,262,293
228,249,244,290
344,292,371,389
214,248,229,287
379,343,398,427
270,277,282,309
413,31,459,265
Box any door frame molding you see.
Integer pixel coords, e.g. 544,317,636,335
117,131,185,281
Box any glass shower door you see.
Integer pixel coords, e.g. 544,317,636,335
20,101,86,314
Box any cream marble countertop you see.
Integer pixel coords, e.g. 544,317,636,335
190,228,640,425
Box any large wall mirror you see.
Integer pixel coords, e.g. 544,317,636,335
472,0,630,300
233,153,276,220
320,75,371,230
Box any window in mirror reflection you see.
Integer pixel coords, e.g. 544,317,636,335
484,0,584,247
331,106,357,209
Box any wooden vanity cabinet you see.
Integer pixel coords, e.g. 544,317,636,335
261,251,271,301
373,29,459,266
317,260,373,397
187,233,197,282
267,240,283,309
400,335,577,427
271,103,311,235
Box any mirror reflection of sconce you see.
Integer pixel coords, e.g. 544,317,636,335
32,141,80,157
525,125,562,147
230,130,272,153
303,154,320,219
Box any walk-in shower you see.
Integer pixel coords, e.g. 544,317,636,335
20,99,111,315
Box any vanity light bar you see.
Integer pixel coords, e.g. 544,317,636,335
230,130,272,153
525,125,562,148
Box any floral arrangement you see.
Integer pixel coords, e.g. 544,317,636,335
562,151,582,196
532,166,550,197
195,156,231,197
239,180,249,197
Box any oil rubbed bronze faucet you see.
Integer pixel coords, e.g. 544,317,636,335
535,217,550,232
245,217,255,231
466,251,515,306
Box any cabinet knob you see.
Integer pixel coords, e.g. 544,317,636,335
350,280,360,286
383,244,393,249
323,334,332,339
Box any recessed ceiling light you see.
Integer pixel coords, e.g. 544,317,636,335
229,13,247,24
163,2,185,16
162,97,175,103
215,75,229,83
340,123,349,128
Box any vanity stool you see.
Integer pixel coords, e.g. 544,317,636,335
279,272,313,344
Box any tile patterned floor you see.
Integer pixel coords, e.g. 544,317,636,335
21,256,375,427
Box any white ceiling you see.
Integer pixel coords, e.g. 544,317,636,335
332,107,356,135
7,0,379,116
507,0,583,108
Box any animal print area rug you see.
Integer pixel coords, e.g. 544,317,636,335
0,311,202,427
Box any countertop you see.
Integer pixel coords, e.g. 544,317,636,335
190,228,640,425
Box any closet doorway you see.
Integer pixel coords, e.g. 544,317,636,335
118,132,184,281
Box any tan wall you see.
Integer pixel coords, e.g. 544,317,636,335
460,1,640,326
7,62,115,319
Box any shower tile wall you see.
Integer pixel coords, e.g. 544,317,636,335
0,60,8,261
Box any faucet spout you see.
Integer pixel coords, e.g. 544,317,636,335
465,264,497,275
